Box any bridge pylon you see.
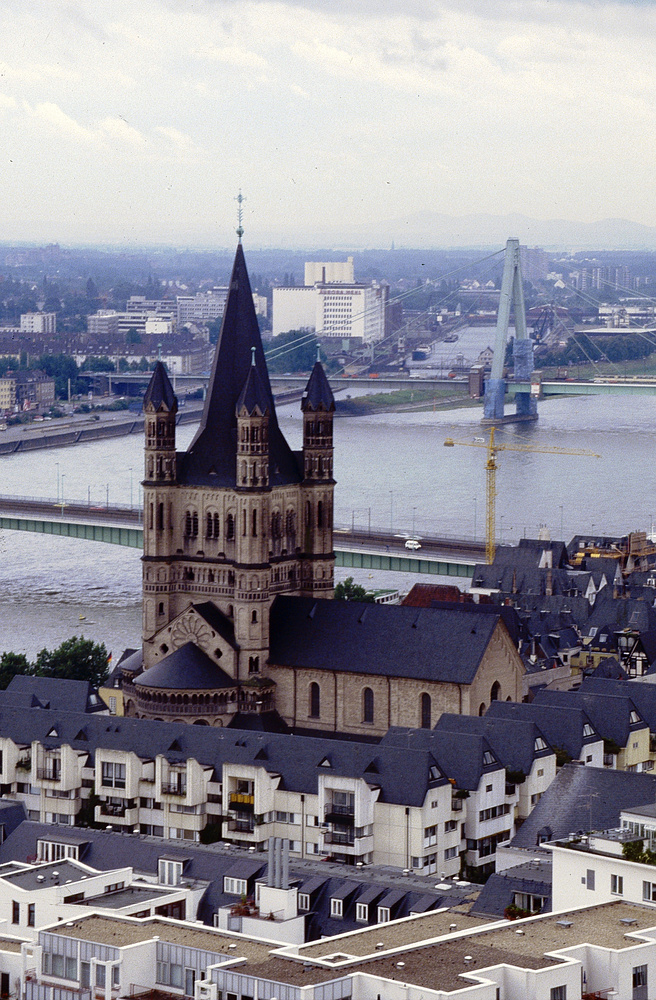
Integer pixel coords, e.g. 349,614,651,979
483,238,537,424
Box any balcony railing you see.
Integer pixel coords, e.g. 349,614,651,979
161,782,187,796
230,792,254,806
227,818,255,833
100,801,136,817
323,832,355,846
36,768,61,781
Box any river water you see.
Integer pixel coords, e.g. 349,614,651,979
1,325,653,657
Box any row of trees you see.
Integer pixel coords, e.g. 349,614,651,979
0,636,111,691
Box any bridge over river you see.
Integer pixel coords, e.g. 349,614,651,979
0,495,483,579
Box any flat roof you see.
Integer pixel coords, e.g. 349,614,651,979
49,916,273,962
239,902,656,992
82,887,173,910
299,910,490,959
2,861,91,891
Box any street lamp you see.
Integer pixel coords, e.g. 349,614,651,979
55,462,60,503
389,491,394,533
60,474,65,509
559,504,564,540
106,483,110,508
412,507,417,538
473,497,477,540
129,467,133,509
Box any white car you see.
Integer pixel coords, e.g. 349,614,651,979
405,538,421,550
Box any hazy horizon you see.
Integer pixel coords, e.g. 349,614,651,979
1,1,654,245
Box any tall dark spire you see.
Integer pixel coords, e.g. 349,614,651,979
181,244,300,486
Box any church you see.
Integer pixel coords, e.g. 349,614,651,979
119,242,524,732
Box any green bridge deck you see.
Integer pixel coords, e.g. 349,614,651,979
0,515,475,578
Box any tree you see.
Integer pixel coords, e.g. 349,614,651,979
265,330,325,374
0,651,31,690
34,637,110,689
125,327,141,344
334,577,375,602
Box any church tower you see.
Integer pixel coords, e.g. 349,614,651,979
127,241,336,725
300,360,336,597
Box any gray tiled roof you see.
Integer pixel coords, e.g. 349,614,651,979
380,727,500,790
137,642,235,691
269,597,505,683
510,763,656,848
143,361,177,412
433,714,553,776
533,689,647,746
486,701,600,760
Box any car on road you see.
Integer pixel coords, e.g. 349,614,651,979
405,538,421,550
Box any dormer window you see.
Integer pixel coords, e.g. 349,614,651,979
482,751,495,766
534,737,548,752
159,859,183,886
330,898,343,918
630,711,641,724
582,724,595,738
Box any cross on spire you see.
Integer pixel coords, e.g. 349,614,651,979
235,190,246,243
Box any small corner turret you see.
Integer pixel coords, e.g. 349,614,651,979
301,360,335,483
236,348,270,490
143,361,178,483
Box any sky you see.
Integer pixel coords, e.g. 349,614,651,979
0,0,655,245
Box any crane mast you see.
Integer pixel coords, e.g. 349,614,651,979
444,428,599,564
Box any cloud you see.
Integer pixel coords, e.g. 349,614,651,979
196,43,269,70
27,101,147,151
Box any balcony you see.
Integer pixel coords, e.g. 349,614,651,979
100,800,136,818
161,782,187,796
323,831,355,846
324,803,354,824
229,792,254,810
227,818,255,833
37,768,61,782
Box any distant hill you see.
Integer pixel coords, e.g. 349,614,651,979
333,213,656,250
258,212,656,251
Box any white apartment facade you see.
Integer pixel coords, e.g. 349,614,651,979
20,313,56,335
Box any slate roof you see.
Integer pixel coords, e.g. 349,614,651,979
269,596,508,684
191,602,238,649
472,859,552,918
136,643,235,691
486,701,600,760
433,714,553,777
301,362,335,412
2,675,105,714
236,360,270,416
0,822,474,939
582,676,656,731
143,361,177,412
0,706,447,807
181,244,301,488
510,763,656,849
532,689,647,747
380,727,501,791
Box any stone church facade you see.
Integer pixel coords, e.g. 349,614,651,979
122,242,336,724
121,242,525,729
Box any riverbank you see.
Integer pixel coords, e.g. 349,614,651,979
336,386,479,416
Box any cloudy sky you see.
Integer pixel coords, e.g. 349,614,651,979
0,0,654,245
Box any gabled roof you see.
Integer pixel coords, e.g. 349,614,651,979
143,361,177,412
136,642,235,691
433,713,553,776
486,700,600,759
181,244,301,487
472,859,552,917
582,676,656,730
533,688,647,746
269,596,509,684
380,727,502,790
301,362,335,412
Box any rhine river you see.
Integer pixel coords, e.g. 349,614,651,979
1,325,654,658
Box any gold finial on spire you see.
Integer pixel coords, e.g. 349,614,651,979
235,189,246,242
251,346,256,367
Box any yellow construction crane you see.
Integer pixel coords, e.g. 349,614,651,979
444,427,600,564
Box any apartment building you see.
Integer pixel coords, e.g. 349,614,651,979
0,704,552,876
16,899,656,1000
176,290,229,326
20,313,56,335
